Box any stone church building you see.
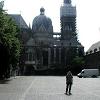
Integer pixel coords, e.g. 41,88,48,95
10,0,84,75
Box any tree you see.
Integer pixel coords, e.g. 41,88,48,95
0,3,21,79
71,56,85,75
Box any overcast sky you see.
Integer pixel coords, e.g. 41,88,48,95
3,0,100,51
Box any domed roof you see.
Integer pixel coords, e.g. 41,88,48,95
32,7,53,33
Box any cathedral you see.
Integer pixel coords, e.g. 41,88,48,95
10,0,84,75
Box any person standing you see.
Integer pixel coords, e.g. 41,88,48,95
65,71,73,95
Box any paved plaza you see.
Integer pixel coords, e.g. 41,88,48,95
0,76,100,100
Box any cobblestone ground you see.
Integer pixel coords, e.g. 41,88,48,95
0,76,100,100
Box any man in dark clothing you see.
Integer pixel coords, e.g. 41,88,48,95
65,71,73,95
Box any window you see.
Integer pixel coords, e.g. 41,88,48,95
90,50,92,54
94,48,97,53
65,24,72,31
25,53,28,61
81,71,84,73
29,52,32,61
86,52,88,55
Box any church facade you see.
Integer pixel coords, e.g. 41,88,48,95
10,0,84,75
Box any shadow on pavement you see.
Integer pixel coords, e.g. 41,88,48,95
0,79,11,84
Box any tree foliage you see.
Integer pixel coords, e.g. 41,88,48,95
71,56,85,74
0,7,21,78
72,56,85,66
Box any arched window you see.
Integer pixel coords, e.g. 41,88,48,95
90,50,92,54
29,52,32,61
94,48,97,53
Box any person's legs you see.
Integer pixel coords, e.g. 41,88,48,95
66,84,69,94
69,83,72,94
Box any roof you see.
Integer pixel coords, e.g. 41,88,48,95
86,41,100,54
32,8,53,33
9,14,28,29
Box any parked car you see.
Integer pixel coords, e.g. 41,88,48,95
77,69,99,78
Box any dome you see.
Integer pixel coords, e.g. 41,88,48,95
32,7,53,33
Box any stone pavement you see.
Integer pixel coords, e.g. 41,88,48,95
0,76,100,100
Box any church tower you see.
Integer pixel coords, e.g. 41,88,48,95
60,0,76,40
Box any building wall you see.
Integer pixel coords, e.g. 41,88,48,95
85,51,100,69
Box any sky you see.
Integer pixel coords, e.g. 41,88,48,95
2,0,100,51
